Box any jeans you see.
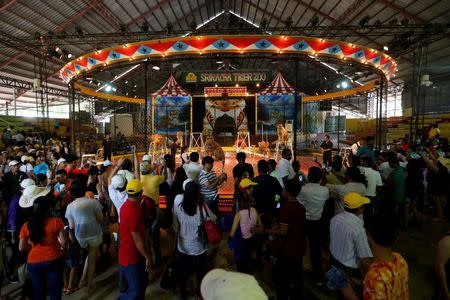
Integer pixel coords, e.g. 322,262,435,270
177,251,207,300
118,260,148,300
151,206,161,265
274,256,303,300
27,257,63,300
305,219,323,279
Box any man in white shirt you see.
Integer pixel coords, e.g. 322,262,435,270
359,156,383,199
351,139,365,156
183,152,202,182
20,155,34,177
277,148,295,185
297,166,329,281
107,157,128,224
327,192,373,300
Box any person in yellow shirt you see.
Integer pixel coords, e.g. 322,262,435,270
139,159,167,266
364,214,408,300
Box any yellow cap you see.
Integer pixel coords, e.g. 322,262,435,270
28,156,35,163
344,192,370,209
239,178,257,190
13,146,20,151
126,179,143,195
34,144,41,148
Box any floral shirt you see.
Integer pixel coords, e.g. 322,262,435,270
364,252,409,300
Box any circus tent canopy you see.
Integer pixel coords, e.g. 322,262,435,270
152,74,190,97
259,72,295,95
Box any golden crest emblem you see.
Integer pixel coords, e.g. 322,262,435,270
185,72,197,83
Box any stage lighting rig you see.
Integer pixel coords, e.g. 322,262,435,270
388,18,398,26
261,18,269,30
373,20,382,27
310,15,319,27
285,16,293,29
165,22,173,34
141,22,149,32
359,15,371,27
400,18,409,26
75,27,83,36
189,20,197,31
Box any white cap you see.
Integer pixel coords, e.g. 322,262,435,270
8,160,19,167
21,155,29,163
182,178,193,191
111,174,126,189
57,158,66,165
19,186,51,208
103,159,112,167
142,154,151,162
20,178,35,189
181,152,189,162
201,269,267,300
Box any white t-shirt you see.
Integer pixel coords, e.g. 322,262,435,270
108,185,127,223
351,142,360,156
378,161,393,182
359,166,383,197
65,197,103,240
172,194,216,255
183,162,202,182
327,182,367,214
297,183,329,220
277,158,295,180
117,169,135,182
20,163,33,174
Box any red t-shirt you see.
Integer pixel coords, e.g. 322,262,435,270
119,199,146,266
279,201,306,257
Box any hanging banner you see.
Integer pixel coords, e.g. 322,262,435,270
181,71,270,84
204,87,247,96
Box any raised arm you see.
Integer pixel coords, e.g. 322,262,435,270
108,157,124,185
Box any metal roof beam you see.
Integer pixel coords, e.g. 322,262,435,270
0,0,17,13
126,0,171,28
374,0,425,23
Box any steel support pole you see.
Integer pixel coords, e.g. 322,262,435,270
293,58,299,156
144,62,149,151
70,81,76,155
13,84,16,116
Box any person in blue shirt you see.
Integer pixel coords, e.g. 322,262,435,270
356,136,376,166
33,157,49,176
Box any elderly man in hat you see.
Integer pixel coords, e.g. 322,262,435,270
327,192,373,300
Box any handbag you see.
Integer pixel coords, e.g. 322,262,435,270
199,202,222,245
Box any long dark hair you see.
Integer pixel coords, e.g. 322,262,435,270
27,196,50,244
181,181,200,216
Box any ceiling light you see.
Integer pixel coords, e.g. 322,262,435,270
97,82,101,86
125,81,128,84
383,45,389,51
341,81,349,89
235,84,239,87
214,84,218,87
89,80,93,84
256,83,260,87
67,53,73,59
216,61,223,64
112,87,117,92
105,85,112,92
152,66,160,70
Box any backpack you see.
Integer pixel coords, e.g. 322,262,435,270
140,195,157,229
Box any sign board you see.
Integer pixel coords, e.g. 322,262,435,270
182,71,270,84
204,87,248,96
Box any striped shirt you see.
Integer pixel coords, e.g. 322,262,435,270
330,211,373,269
199,169,218,202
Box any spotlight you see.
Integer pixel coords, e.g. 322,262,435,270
75,26,83,36
310,15,319,27
235,84,239,87
152,66,160,70
141,22,149,32
165,22,173,34
89,80,93,84
341,81,349,89
125,81,128,84
336,84,341,88
359,15,371,27
383,45,389,51
261,17,269,30
214,84,218,87
55,47,60,52
256,83,260,87
97,82,101,86
285,16,293,28
388,18,398,26
67,53,73,59
112,87,117,92
105,85,112,92
189,20,197,31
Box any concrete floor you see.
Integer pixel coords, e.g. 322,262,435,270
1,213,445,299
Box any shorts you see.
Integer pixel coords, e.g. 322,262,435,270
77,233,103,249
327,265,349,290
